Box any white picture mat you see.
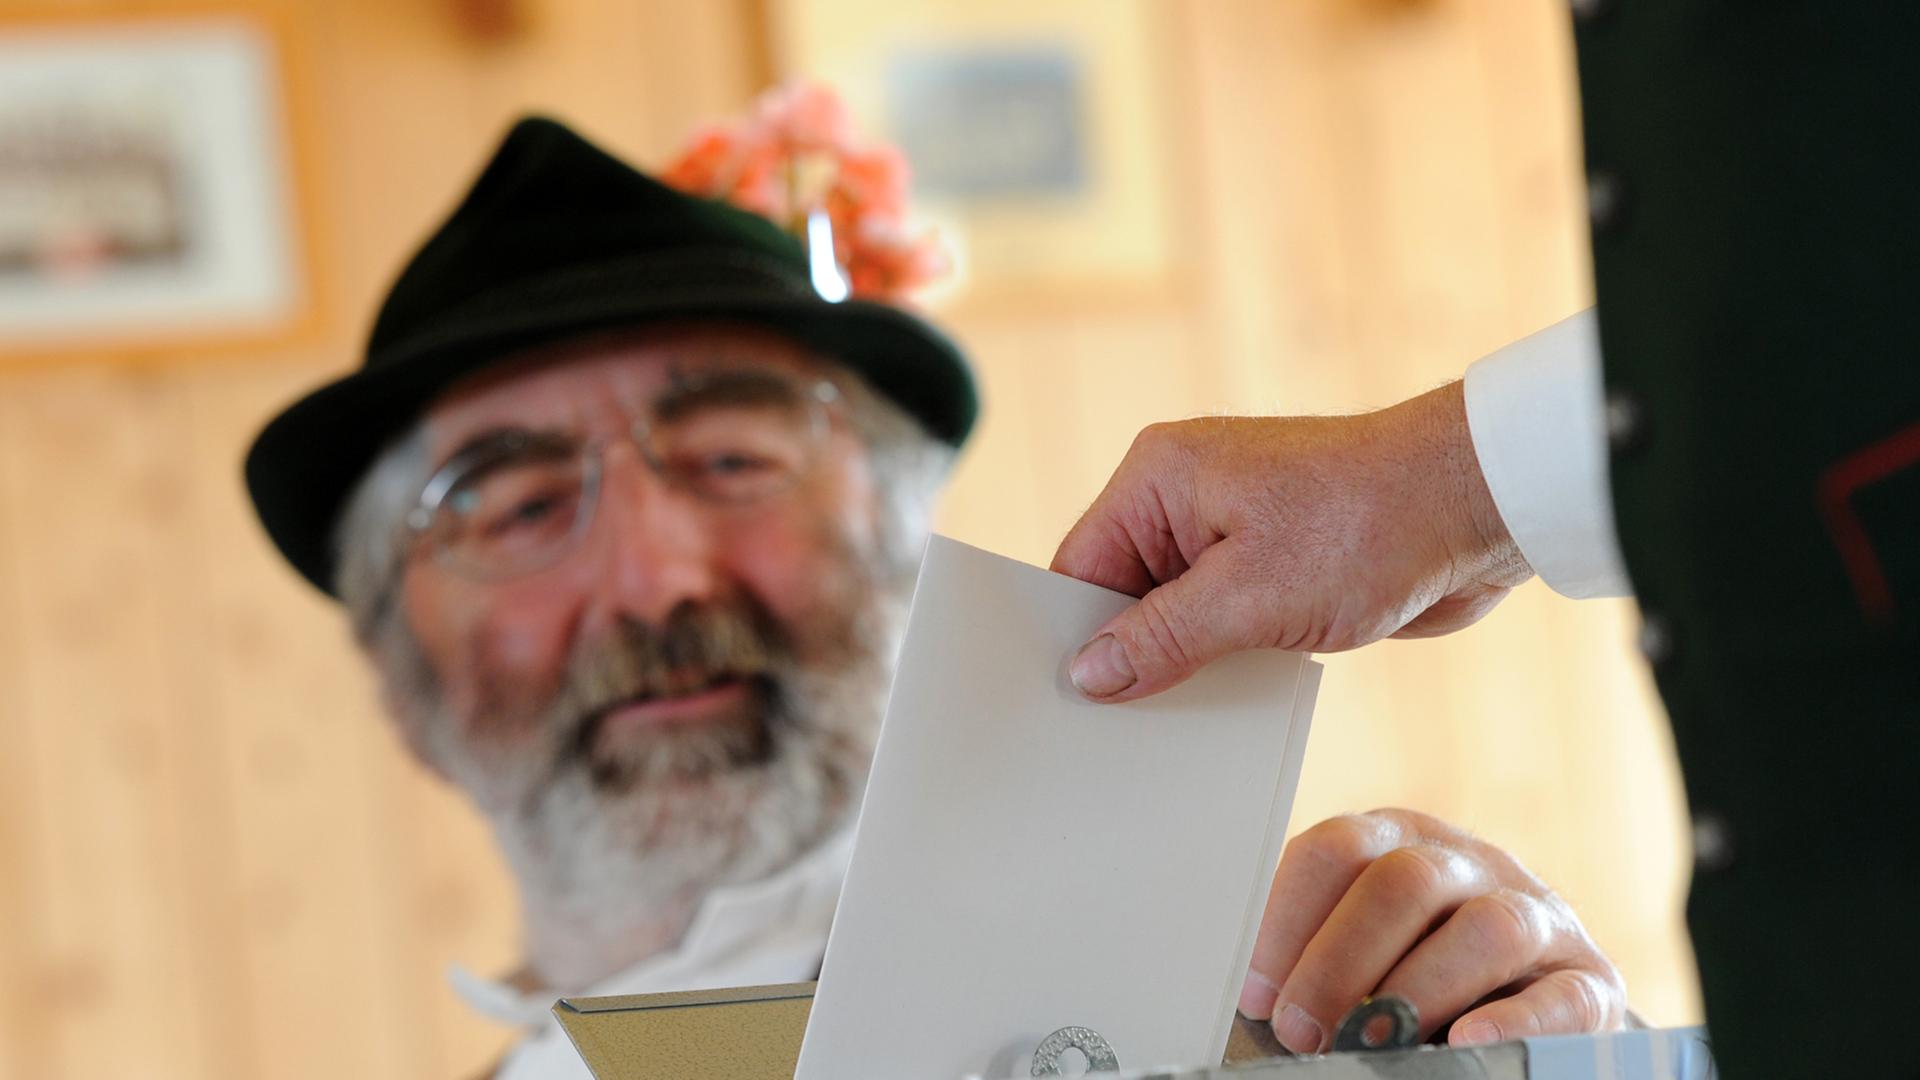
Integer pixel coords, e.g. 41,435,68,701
0,19,299,340
797,536,1319,1079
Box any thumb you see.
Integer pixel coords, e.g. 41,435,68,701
1067,542,1267,702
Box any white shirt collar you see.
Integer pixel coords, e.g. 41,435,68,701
449,828,854,1076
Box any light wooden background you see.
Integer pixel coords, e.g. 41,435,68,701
0,2,1700,1077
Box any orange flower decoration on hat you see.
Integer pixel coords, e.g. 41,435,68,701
661,81,950,303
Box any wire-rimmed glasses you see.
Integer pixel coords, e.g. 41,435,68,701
405,369,841,581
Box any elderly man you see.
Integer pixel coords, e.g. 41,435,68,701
246,118,1626,1076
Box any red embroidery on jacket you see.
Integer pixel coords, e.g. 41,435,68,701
1817,418,1920,621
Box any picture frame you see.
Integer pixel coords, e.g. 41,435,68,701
0,12,315,363
761,0,1189,311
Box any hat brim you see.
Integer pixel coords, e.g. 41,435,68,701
244,281,975,598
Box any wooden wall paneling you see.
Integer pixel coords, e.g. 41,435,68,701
1443,591,1599,838
932,318,1193,568
1046,313,1211,548
1326,0,1514,380
1174,0,1356,413
140,347,525,1080
178,354,437,1079
938,348,1128,560
1175,0,1565,407
933,322,1054,562
1290,643,1473,835
303,0,767,342
307,0,505,330
0,369,225,1077
462,0,770,165
392,768,520,1079
110,367,267,1080
1525,600,1698,1024
1180,0,1484,411
1459,0,1593,334
0,386,46,1080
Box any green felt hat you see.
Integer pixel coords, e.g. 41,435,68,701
245,116,977,597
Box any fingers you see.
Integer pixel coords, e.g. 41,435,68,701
1375,889,1558,1041
1448,967,1624,1047
1055,423,1282,702
1048,495,1160,598
1241,810,1624,1053
1049,423,1194,598
1066,538,1280,701
1239,815,1402,1022
1265,844,1488,1053
1054,392,1531,703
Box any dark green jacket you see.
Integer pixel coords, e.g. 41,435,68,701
1577,3,1920,1076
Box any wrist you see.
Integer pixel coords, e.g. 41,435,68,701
1398,381,1531,588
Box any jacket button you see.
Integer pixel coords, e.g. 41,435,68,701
1692,814,1734,872
1637,614,1675,665
1588,170,1630,233
1605,390,1646,452
1570,0,1613,23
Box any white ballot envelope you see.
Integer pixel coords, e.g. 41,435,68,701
795,536,1321,1080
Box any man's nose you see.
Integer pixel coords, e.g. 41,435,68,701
583,440,721,626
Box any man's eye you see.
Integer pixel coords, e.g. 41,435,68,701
700,452,775,475
485,493,569,537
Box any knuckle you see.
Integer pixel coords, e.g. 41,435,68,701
1571,965,1627,1030
1513,990,1554,1036
1602,961,1629,1015
1135,419,1209,475
1287,815,1379,874
1360,806,1447,838
1130,421,1181,458
1365,844,1454,900
1549,970,1611,1033
1458,889,1549,961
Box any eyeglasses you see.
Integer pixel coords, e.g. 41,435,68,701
405,370,841,581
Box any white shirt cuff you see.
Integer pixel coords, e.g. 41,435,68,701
1462,308,1632,599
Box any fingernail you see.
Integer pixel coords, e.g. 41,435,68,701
1069,634,1136,698
1237,970,1279,1020
1273,1004,1324,1054
1453,1019,1501,1046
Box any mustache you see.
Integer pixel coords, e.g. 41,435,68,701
534,601,794,793
564,602,784,718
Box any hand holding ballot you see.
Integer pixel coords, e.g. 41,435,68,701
793,539,1628,1076
1242,808,1626,1052
1053,380,1531,703
1050,324,1639,1055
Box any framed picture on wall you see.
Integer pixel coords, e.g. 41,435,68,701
763,0,1187,308
0,17,307,358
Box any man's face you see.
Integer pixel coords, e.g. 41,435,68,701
387,323,909,899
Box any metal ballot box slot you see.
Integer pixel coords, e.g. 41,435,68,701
554,982,815,1080
553,982,1713,1080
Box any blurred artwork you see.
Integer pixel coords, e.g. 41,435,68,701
0,98,188,281
0,20,298,348
771,0,1179,300
887,47,1087,199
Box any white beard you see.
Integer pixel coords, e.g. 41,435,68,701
490,647,893,990
381,567,909,992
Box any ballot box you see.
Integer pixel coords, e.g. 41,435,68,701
552,982,1716,1080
